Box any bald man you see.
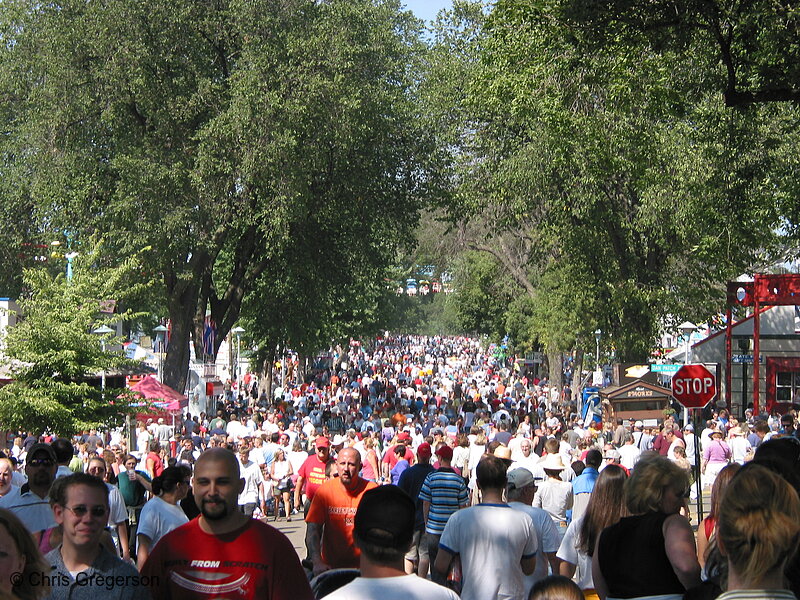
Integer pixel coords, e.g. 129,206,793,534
306,447,378,575
142,448,312,599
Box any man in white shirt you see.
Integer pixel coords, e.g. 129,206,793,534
511,439,540,472
0,443,57,537
507,468,561,596
618,434,642,471
435,455,537,600
237,446,266,517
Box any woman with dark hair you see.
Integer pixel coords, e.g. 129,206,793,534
592,455,700,600
390,444,410,484
558,464,629,600
136,465,191,566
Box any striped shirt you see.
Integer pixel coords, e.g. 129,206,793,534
717,591,796,600
418,468,469,535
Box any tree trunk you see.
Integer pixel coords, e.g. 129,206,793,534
163,304,195,394
571,347,584,404
547,346,562,392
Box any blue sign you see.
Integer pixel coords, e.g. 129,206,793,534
650,364,682,373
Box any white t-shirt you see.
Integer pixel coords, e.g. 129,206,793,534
618,444,641,471
238,459,264,505
729,436,753,464
440,503,538,600
509,501,562,593
557,516,594,590
532,478,573,525
137,496,188,549
325,574,459,600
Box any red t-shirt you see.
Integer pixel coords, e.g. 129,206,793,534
297,454,332,501
305,477,377,568
381,444,415,468
148,451,164,478
141,517,312,600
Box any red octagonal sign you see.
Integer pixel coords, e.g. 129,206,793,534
672,364,717,409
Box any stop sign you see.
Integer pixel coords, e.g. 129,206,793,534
671,364,717,409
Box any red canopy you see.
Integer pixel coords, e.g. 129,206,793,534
129,375,187,412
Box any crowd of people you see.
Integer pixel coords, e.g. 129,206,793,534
0,335,799,600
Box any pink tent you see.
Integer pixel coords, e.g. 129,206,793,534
129,375,188,412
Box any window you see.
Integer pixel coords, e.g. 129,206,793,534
613,400,664,412
776,372,799,403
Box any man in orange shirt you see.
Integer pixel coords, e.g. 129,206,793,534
306,447,377,575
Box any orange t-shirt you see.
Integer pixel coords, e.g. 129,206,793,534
305,477,378,568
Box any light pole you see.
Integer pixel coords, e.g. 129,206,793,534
92,325,114,393
679,322,697,365
678,321,698,427
594,329,602,369
231,326,245,396
153,325,168,382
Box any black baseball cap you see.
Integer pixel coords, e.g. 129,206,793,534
354,485,414,549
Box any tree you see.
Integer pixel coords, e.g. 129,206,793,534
0,243,151,435
562,0,800,107
0,0,436,392
431,0,790,367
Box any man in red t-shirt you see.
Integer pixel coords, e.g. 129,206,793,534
142,448,312,600
294,436,334,515
306,447,377,575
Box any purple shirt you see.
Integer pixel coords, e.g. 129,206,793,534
703,439,731,463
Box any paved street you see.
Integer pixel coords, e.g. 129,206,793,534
271,517,307,560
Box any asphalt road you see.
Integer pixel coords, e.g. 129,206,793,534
271,515,307,560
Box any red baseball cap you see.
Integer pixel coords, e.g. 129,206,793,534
397,432,412,443
435,445,453,460
416,442,432,459
315,436,330,448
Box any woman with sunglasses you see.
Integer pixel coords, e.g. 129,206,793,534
136,465,191,568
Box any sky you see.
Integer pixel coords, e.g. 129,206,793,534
403,0,453,23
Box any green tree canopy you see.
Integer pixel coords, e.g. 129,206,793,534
0,0,438,392
432,0,792,364
0,243,151,435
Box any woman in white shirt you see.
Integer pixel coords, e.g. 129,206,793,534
269,449,294,521
136,465,190,566
558,465,629,599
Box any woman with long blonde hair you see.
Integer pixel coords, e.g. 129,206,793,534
717,463,800,597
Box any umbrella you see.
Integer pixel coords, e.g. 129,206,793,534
129,375,187,412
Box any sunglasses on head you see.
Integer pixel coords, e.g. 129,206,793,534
28,459,54,467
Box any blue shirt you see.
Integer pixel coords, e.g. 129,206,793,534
419,468,469,535
572,466,599,495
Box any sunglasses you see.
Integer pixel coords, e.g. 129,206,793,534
64,505,108,518
28,459,54,467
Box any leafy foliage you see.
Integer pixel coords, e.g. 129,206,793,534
0,0,437,390
430,0,792,362
0,243,151,435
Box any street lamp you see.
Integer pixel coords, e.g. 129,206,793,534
231,326,245,394
92,325,114,392
153,325,168,381
679,322,697,365
594,329,602,369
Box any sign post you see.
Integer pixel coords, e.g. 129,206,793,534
672,364,718,523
